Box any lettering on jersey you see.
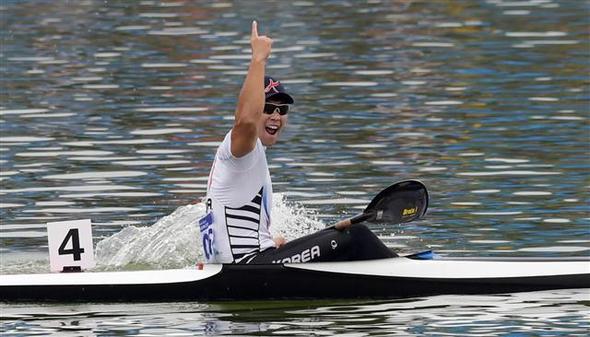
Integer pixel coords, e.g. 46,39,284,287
226,188,263,262
198,201,215,260
272,245,321,264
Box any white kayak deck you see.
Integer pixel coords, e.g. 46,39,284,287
289,257,590,278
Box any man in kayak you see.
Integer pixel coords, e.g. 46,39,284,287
200,21,396,264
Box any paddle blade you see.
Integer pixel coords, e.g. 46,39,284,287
364,180,428,224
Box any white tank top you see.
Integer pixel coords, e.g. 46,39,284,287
200,130,275,263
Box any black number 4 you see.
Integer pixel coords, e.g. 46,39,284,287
58,228,85,261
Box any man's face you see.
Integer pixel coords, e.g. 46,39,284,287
258,100,289,146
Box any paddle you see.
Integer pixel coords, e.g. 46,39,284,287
334,180,429,230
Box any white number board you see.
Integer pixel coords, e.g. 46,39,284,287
47,219,96,272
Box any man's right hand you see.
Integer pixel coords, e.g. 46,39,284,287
251,21,272,63
231,21,270,158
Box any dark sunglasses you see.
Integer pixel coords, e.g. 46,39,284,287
264,103,289,115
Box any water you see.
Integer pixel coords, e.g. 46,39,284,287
2,291,589,336
1,0,589,335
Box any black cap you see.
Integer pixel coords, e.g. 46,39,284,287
264,76,294,104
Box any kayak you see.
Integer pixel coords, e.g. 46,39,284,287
1,252,588,302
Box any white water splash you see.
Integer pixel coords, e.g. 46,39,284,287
95,203,204,270
268,193,325,241
95,193,324,270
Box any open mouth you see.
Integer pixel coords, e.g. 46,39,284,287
265,125,279,135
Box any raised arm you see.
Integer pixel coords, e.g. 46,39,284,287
231,21,272,158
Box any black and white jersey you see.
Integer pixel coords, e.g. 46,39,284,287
203,131,274,263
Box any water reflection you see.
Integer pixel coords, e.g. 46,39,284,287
1,289,588,336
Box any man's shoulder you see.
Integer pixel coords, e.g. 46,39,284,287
218,129,264,160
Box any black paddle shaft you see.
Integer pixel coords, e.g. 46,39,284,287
335,180,429,229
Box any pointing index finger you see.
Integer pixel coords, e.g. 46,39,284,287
251,20,258,39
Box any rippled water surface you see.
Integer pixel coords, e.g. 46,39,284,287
1,0,589,335
2,290,590,336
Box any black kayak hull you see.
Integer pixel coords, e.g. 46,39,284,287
1,256,589,302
